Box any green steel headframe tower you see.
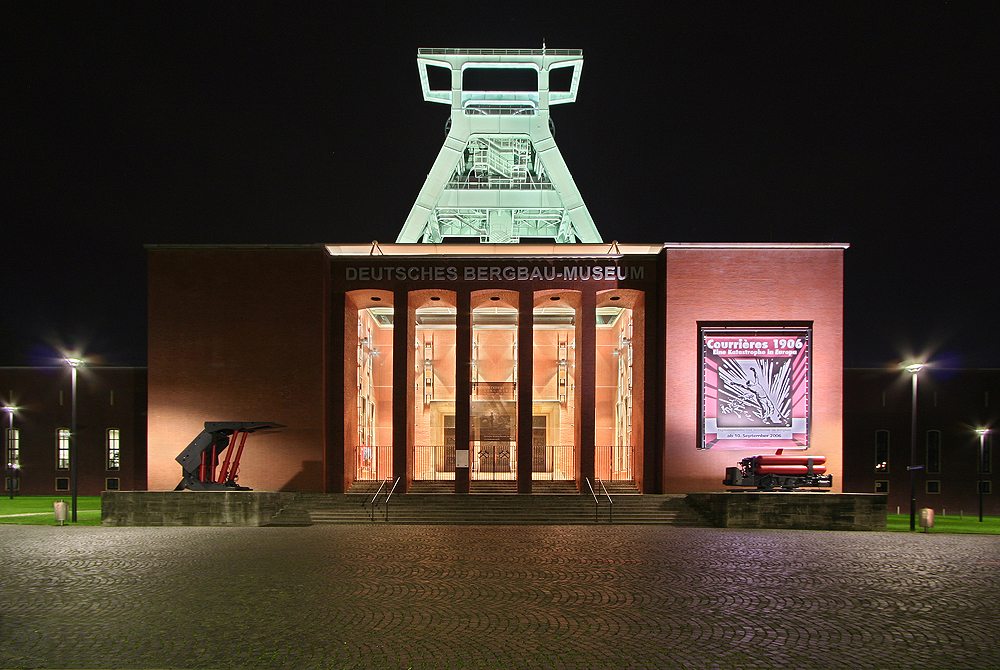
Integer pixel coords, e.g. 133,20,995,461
396,48,602,244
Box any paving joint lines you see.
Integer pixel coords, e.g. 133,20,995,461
1,525,997,669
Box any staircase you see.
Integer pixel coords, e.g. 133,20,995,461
532,480,579,495
597,480,640,495
289,492,709,526
469,480,517,494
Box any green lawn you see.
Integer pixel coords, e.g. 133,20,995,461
1,496,998,533
886,513,1000,534
0,495,103,526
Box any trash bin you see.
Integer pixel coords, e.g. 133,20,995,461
919,507,934,531
53,500,68,526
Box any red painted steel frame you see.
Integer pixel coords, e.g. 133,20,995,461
227,432,249,484
216,434,235,484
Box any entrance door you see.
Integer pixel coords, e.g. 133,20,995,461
531,415,550,473
473,411,514,479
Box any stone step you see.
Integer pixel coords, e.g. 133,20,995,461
290,493,709,526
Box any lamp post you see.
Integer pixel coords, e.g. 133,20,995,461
904,363,924,532
64,357,85,522
2,406,16,499
976,428,989,523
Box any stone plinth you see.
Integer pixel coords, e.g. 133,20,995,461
101,491,310,527
685,492,886,531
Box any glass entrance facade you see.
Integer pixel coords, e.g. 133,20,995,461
347,285,643,492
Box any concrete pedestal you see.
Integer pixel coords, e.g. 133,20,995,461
101,491,311,526
685,492,887,531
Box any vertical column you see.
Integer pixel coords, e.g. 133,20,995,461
455,290,472,494
392,288,409,492
517,291,534,494
579,290,597,486
327,290,346,493
645,288,662,493
654,254,667,494
538,63,550,112
451,65,462,111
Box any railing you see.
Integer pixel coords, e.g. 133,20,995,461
585,477,600,522
464,105,537,116
598,479,613,523
364,477,401,522
382,477,401,522
354,445,393,482
471,440,516,480
419,48,582,57
363,477,390,522
413,445,456,481
595,445,634,482
531,445,576,481
446,180,553,190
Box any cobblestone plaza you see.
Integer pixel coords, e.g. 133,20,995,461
1,525,997,669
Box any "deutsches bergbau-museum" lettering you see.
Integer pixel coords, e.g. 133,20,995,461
345,265,645,282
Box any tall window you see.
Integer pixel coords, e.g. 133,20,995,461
925,430,941,474
106,428,121,470
5,428,18,468
981,432,993,475
875,430,890,473
57,428,70,470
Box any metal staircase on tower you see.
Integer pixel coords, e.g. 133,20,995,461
396,48,603,244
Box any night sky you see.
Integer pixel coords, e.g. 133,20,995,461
4,2,998,368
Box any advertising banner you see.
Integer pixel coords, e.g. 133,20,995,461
700,326,811,450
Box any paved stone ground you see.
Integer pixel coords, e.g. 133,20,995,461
0,525,997,669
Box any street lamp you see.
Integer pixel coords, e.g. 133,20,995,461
64,357,85,522
2,406,17,499
976,428,990,523
904,363,924,532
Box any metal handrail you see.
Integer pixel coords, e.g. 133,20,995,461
584,477,599,523
366,478,389,521
598,479,614,523
419,48,582,57
383,477,401,522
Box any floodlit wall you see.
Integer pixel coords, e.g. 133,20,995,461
147,246,328,492
663,247,844,493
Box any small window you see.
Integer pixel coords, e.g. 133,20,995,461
463,67,537,92
56,428,70,470
4,477,18,492
981,433,993,475
875,430,890,473
425,64,451,92
5,427,19,468
106,428,121,470
55,477,69,491
874,480,889,493
105,478,120,491
926,480,941,494
925,430,941,474
549,65,575,92
979,480,992,495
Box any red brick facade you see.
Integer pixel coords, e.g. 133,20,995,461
143,243,846,495
0,367,146,495
146,246,329,492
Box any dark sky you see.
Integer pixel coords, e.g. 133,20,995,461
3,2,998,368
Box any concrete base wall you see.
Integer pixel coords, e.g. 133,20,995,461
102,491,309,526
686,492,886,531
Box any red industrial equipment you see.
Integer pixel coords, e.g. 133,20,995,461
724,452,832,491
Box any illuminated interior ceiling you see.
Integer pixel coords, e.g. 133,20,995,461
396,48,602,245
368,306,624,328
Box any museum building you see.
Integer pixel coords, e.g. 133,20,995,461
145,48,846,495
